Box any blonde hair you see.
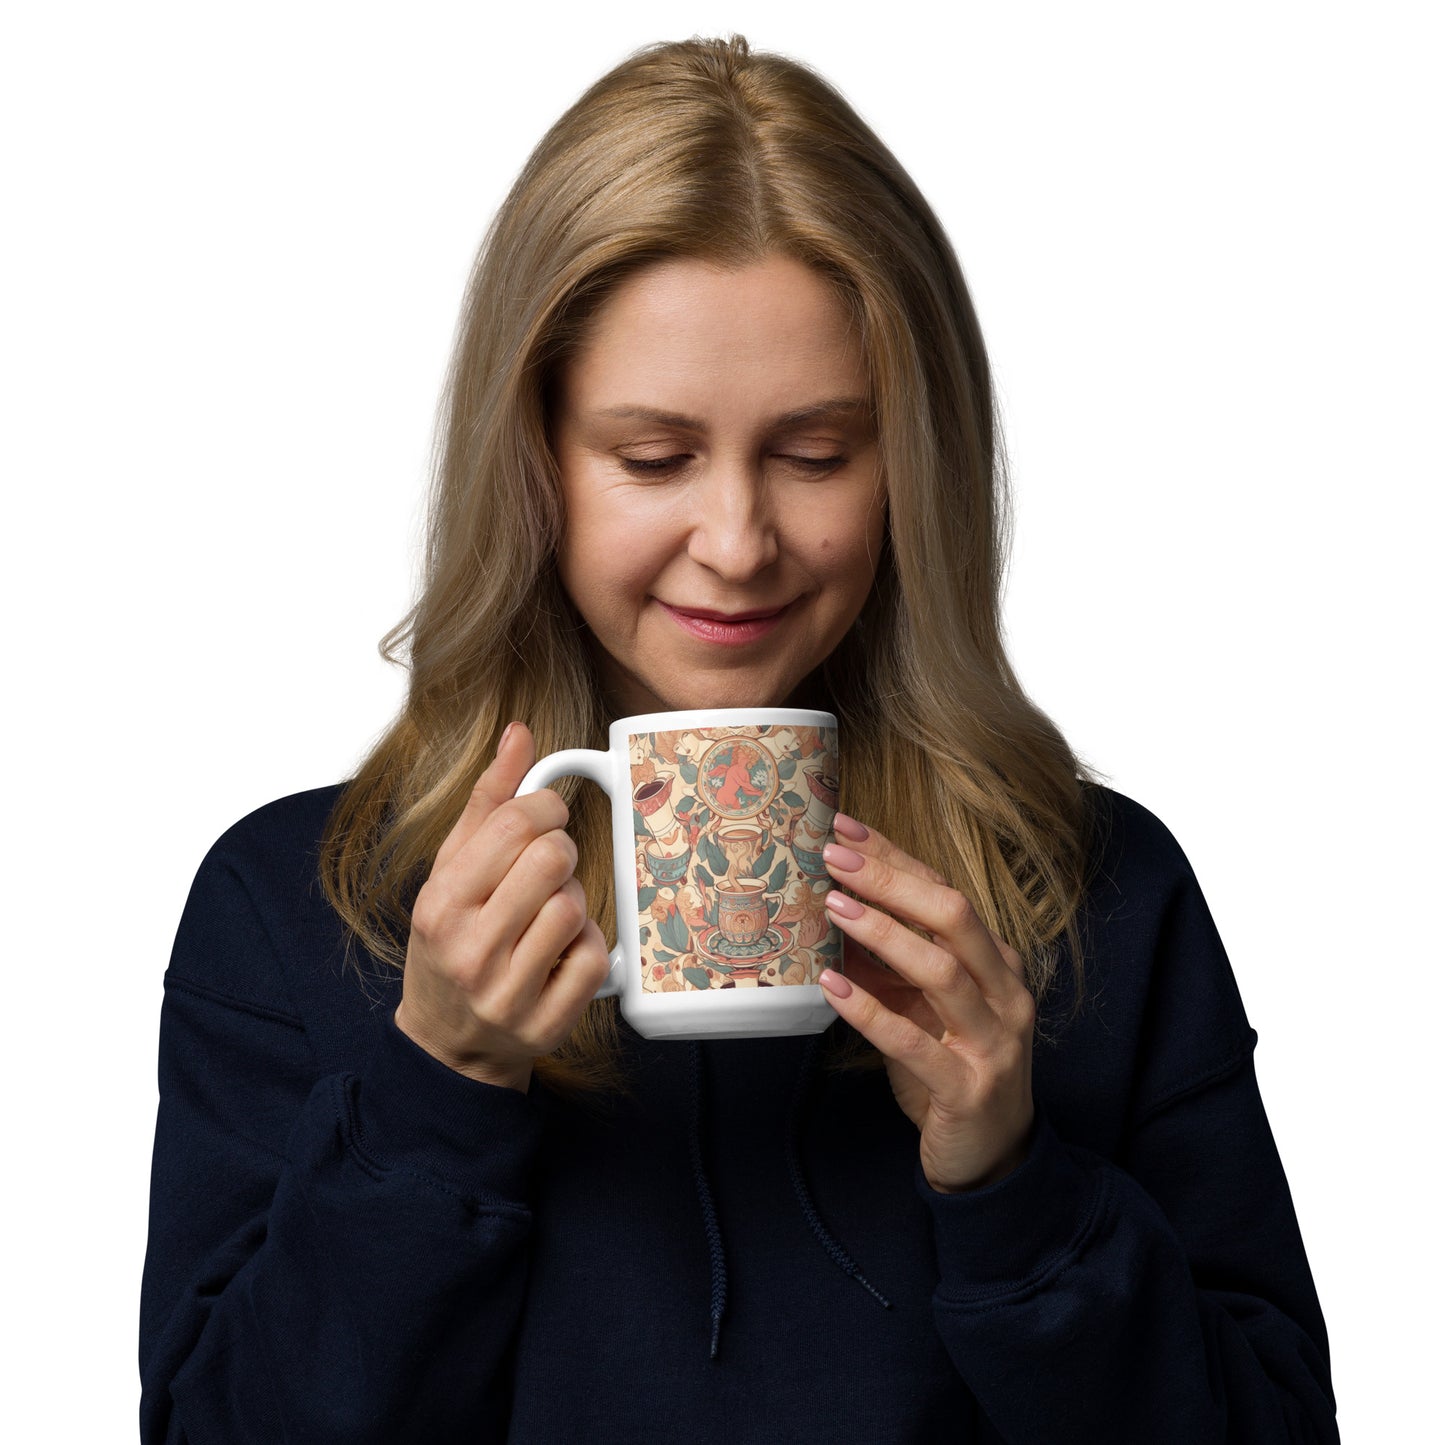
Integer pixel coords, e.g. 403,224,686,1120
320,34,1102,1103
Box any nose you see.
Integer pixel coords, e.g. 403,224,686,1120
685,462,780,582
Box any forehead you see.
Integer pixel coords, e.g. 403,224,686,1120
559,254,869,416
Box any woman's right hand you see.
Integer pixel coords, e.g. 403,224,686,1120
393,721,610,1093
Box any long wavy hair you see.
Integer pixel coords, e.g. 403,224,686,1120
319,34,1103,1104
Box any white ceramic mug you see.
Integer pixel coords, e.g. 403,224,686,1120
517,708,841,1040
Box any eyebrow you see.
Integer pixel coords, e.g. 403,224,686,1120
594,396,873,431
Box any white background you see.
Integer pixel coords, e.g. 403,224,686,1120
5,1,1438,1436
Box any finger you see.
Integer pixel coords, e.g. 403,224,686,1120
434,721,536,873
823,834,1024,1008
426,789,572,922
825,888,1000,1043
833,813,946,886
817,965,959,1096
842,935,945,1039
505,876,592,1005
843,932,917,993
832,824,1026,985
984,925,1028,985
531,918,611,1048
840,933,899,991
841,931,887,976
458,824,580,962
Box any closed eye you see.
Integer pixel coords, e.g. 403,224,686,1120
784,456,848,473
618,455,848,476
618,455,690,474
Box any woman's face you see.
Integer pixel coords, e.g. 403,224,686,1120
551,252,887,716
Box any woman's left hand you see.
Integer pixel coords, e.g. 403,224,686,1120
818,816,1037,1194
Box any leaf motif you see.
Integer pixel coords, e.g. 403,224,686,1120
693,864,713,890
679,759,699,784
682,966,712,990
653,948,676,964
777,757,796,778
702,832,729,876
633,808,648,835
660,908,691,953
782,790,804,808
637,885,658,911
767,859,789,894
754,840,777,878
676,796,695,813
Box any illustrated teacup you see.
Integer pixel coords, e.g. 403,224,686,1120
715,876,783,946
517,708,841,1040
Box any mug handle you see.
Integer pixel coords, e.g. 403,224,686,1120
516,749,625,999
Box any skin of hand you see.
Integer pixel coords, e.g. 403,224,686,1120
816,814,1037,1194
393,722,611,1093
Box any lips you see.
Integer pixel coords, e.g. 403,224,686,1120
658,600,793,646
664,603,789,622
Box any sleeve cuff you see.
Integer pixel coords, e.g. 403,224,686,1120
349,1009,547,1207
914,1106,1103,1291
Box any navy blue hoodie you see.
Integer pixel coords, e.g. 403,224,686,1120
139,782,1337,1442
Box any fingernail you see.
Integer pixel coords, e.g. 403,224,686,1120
833,813,869,842
819,968,853,998
498,721,518,755
825,889,865,918
823,842,864,872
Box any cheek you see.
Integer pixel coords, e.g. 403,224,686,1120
559,480,638,592
559,505,666,619
591,491,697,594
814,500,886,581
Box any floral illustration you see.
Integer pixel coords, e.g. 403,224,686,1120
630,724,840,992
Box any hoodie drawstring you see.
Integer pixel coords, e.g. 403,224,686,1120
784,1033,894,1310
688,1032,892,1362
687,1039,728,1361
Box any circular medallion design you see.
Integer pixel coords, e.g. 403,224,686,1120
696,738,778,820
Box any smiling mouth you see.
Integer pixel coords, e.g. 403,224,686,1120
664,603,790,622
658,600,793,644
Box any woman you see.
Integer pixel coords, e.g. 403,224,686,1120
140,35,1337,1443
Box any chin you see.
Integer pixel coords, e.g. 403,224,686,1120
667,687,777,714
604,647,834,715
656,673,826,715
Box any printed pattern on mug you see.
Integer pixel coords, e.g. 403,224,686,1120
630,725,840,992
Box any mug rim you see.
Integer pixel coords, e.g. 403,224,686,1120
609,706,837,741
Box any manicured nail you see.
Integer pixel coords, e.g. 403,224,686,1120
823,842,864,872
498,721,518,754
819,968,853,998
833,813,869,842
825,889,865,918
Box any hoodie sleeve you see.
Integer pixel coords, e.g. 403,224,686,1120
139,837,544,1444
913,810,1338,1443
